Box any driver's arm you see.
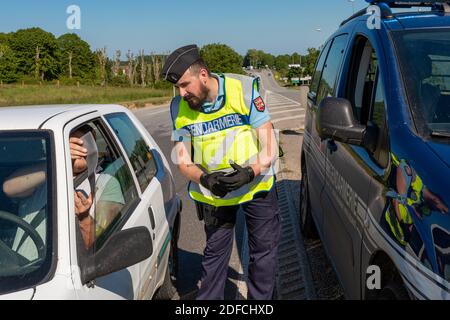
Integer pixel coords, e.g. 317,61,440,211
3,162,47,199
175,141,203,184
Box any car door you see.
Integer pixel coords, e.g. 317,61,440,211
103,112,170,299
64,115,145,299
304,39,332,234
321,34,380,298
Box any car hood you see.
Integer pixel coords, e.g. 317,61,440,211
427,141,450,168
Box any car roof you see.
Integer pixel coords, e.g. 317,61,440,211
0,104,125,130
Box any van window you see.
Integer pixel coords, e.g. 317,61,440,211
393,29,450,137
310,41,332,97
351,40,378,125
316,34,348,103
346,37,389,167
370,74,389,168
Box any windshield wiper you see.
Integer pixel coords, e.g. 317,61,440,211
431,130,450,138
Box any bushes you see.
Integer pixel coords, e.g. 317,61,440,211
108,75,130,87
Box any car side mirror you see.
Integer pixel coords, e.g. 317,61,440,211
81,226,153,285
316,97,378,153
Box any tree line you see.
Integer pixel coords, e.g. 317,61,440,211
0,27,320,86
0,28,171,88
243,48,320,79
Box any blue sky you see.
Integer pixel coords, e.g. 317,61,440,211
0,0,368,56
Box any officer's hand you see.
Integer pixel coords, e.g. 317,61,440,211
217,162,255,192
200,172,228,198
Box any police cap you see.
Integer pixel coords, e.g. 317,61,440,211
162,44,200,84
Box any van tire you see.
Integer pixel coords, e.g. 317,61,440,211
300,162,319,239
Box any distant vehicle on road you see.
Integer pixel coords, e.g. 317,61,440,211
301,0,450,300
0,104,181,300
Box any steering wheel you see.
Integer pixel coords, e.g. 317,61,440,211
0,210,46,265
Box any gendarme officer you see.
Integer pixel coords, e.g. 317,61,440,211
162,44,281,300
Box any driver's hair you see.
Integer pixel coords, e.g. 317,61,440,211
71,124,97,140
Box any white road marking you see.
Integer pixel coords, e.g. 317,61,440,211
267,91,301,106
271,109,304,116
269,105,303,112
272,114,305,124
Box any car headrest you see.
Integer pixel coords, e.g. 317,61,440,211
416,55,433,81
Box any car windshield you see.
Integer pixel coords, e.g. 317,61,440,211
0,131,54,295
393,28,450,138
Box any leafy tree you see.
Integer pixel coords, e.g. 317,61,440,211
287,67,302,80
244,49,262,68
243,49,275,69
57,33,96,80
303,47,320,77
200,43,243,74
8,28,61,80
262,53,275,69
0,33,9,44
291,52,302,65
274,54,291,74
0,44,19,83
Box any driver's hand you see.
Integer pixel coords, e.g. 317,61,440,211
70,137,87,160
74,191,93,221
70,137,88,174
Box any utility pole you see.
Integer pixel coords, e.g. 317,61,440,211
35,46,40,80
68,51,73,79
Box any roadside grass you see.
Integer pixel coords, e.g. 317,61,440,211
0,84,172,108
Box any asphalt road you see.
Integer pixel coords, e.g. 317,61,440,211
133,71,306,299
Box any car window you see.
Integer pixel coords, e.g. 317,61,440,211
310,40,332,97
71,121,139,253
105,113,157,193
0,131,54,294
316,34,348,103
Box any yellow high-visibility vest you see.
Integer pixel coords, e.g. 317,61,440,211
171,74,275,206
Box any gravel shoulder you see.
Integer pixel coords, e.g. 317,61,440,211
278,128,344,300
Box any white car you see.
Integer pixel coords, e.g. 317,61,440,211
0,104,181,300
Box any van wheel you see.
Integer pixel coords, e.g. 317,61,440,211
154,217,179,300
300,162,319,239
378,281,409,300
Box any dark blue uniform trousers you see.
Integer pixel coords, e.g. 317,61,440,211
196,188,281,300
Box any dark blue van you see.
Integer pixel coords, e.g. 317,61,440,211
301,0,450,299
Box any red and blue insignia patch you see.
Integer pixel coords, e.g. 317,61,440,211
253,96,266,112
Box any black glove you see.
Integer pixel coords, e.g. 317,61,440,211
217,162,255,192
200,172,228,198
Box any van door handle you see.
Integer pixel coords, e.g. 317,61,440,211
148,206,156,230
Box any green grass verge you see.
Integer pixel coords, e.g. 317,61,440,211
0,84,172,108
